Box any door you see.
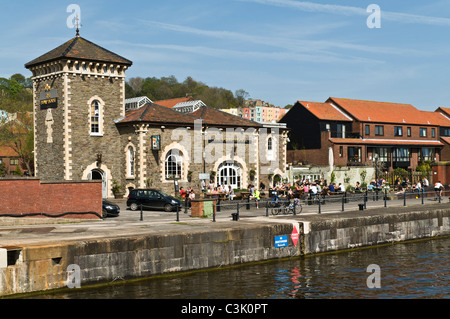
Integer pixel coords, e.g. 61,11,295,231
218,162,241,189
90,169,107,199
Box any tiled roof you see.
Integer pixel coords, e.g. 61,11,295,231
25,36,132,68
328,97,433,125
117,103,196,126
153,97,194,108
297,101,352,122
436,107,450,117
419,111,450,126
0,146,18,157
329,138,444,146
440,137,450,145
190,105,262,128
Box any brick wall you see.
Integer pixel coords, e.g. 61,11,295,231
0,179,102,219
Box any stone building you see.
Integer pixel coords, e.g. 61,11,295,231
25,32,288,198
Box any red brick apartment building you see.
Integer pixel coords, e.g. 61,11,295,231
280,97,450,171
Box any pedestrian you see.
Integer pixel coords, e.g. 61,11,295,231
252,188,260,209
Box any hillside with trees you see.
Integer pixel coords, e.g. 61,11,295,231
125,75,250,109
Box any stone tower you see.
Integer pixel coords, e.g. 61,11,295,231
25,33,132,198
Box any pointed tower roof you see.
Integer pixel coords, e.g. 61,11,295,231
25,36,132,68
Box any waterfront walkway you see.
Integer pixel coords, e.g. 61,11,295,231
1,195,449,248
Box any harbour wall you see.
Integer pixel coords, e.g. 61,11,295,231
1,207,449,296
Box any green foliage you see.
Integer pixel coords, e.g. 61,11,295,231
393,167,408,175
416,161,432,174
125,75,247,109
0,162,6,177
13,165,22,176
0,74,33,113
330,171,336,184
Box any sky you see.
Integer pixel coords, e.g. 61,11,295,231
1,0,450,111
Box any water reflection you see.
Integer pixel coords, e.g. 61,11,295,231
30,238,449,299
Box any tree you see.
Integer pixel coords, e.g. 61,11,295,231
235,89,249,107
0,112,34,175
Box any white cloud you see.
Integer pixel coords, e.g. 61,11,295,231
239,0,450,26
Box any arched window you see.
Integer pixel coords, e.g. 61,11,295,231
127,146,135,177
165,149,183,179
90,100,101,135
267,137,273,151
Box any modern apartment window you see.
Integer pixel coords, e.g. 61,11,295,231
393,148,410,162
421,148,434,161
420,128,427,137
336,124,345,138
348,147,361,162
365,125,370,135
375,125,384,136
374,147,390,162
394,126,403,136
431,128,436,138
407,127,411,137
443,128,450,136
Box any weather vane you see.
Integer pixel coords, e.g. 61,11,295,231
75,14,81,37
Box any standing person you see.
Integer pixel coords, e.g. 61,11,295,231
251,188,260,209
201,179,206,193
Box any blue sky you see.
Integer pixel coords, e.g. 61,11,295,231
1,0,450,111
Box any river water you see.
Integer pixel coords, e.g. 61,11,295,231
33,237,449,299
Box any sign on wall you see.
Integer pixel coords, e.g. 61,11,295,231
274,235,288,248
40,84,58,109
151,135,161,150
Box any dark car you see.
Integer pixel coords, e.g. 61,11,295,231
102,200,120,218
127,189,181,212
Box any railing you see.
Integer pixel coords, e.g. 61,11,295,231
132,188,449,222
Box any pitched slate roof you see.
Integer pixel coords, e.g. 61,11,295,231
190,105,262,128
25,36,132,68
296,101,353,122
327,97,431,125
117,103,196,126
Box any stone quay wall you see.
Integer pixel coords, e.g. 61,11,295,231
1,207,449,296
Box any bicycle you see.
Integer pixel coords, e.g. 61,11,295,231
271,198,302,215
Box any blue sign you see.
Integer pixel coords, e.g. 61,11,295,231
274,235,288,248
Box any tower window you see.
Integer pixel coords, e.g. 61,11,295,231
90,100,102,135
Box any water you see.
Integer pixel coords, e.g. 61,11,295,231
32,237,449,299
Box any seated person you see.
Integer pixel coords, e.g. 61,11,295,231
328,183,335,192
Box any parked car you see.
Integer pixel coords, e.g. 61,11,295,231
127,189,181,212
102,200,120,218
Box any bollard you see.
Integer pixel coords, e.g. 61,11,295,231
293,200,296,216
217,198,221,212
384,189,387,208
266,201,269,217
140,203,143,221
364,191,367,209
403,191,406,206
176,204,180,222
246,197,250,210
318,197,321,214
341,195,345,212
213,203,216,222
421,189,424,205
